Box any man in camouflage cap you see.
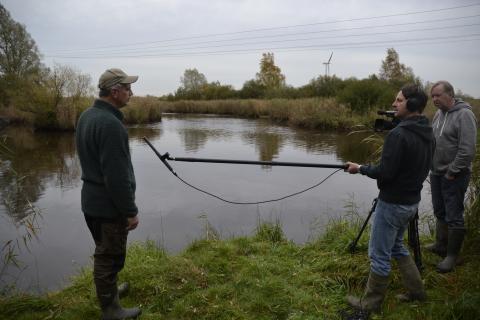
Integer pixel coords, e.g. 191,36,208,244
76,68,141,319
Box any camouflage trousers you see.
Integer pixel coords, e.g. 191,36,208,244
85,215,128,307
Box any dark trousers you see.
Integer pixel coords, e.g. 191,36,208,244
430,172,470,230
85,215,128,307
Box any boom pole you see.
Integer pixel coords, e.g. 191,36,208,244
143,137,347,173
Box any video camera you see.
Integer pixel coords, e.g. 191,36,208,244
374,110,400,132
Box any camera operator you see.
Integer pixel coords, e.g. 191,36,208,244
344,84,434,313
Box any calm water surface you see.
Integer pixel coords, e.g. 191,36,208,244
0,114,432,293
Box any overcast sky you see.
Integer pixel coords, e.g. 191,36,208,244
3,0,480,97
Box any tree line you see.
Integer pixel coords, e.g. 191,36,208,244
0,4,476,130
0,5,94,129
166,49,418,112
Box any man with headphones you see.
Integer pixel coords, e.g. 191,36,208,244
344,84,434,313
426,81,477,273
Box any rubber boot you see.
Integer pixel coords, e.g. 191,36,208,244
101,293,141,320
437,229,465,273
118,282,129,299
395,255,426,302
346,271,389,313
425,220,448,257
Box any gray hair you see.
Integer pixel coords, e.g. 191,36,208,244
99,83,124,97
431,81,455,98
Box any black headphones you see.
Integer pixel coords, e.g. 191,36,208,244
406,97,422,112
406,85,427,112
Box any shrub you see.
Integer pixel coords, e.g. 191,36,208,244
338,78,396,114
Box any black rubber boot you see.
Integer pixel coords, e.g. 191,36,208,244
437,229,465,273
101,292,141,320
395,255,426,302
425,220,448,257
346,271,389,313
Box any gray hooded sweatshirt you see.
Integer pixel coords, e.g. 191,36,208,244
431,99,477,176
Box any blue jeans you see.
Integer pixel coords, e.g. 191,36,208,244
430,172,470,230
368,199,418,277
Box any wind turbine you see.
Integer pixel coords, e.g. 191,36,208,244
323,52,333,77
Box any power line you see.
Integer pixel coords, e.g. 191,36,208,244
46,33,480,59
44,14,480,55
48,22,479,57
44,3,480,52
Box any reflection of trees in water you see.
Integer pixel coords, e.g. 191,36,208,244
290,130,377,164
290,131,337,155
127,126,163,143
181,129,208,152
0,127,79,222
242,130,284,162
335,133,381,164
178,128,233,153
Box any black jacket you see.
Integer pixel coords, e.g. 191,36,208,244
76,99,138,219
360,115,434,205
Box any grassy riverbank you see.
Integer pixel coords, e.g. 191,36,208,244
129,97,380,131
2,95,479,132
129,96,480,131
1,217,479,320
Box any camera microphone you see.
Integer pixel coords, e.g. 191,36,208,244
377,110,396,116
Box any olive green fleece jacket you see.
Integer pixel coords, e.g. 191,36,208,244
76,99,138,219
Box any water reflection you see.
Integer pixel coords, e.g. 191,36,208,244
0,117,376,233
0,126,163,222
183,129,208,152
128,125,163,143
243,130,284,162
0,114,390,293
0,127,78,222
178,128,232,153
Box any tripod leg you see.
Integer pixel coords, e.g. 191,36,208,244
349,198,378,253
408,211,423,271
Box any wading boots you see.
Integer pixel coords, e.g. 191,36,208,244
437,228,465,273
346,270,389,313
100,290,141,320
395,255,426,302
425,220,448,257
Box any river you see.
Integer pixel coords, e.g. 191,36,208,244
0,114,433,293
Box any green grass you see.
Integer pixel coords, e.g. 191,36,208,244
1,218,478,320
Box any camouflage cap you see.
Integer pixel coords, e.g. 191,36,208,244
98,68,138,89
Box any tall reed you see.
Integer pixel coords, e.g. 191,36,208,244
464,133,480,253
153,97,380,131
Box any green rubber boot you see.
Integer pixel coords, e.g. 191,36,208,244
346,271,389,313
395,255,426,302
99,289,141,320
425,220,448,257
437,229,465,273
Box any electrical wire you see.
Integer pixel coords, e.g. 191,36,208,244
44,3,480,52
44,14,480,54
169,168,344,205
46,20,480,56
46,33,480,59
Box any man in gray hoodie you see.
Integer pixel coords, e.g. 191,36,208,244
427,81,477,273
